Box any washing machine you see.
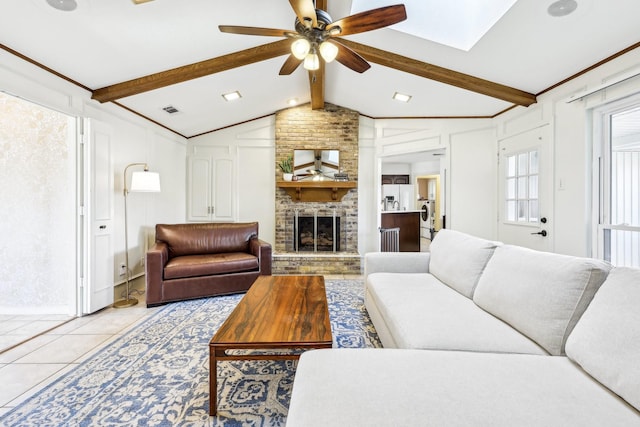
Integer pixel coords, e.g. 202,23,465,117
419,200,432,239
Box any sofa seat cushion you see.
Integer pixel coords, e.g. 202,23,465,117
286,349,640,427
428,229,500,298
366,273,547,354
566,267,640,412
163,253,258,279
473,245,612,356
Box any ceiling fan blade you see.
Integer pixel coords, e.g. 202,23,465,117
326,4,407,36
331,40,371,73
132,0,154,4
279,54,303,75
219,25,291,38
92,40,292,103
335,38,537,107
289,0,317,28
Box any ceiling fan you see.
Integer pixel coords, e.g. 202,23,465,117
96,1,536,111
218,1,407,77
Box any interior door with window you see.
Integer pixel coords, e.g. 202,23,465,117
498,125,553,252
594,100,640,267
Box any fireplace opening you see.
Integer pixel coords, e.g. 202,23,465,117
295,215,341,252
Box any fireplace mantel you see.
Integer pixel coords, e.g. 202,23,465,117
277,181,357,202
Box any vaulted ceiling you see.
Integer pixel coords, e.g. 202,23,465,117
2,0,639,138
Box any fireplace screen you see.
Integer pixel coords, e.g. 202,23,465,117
295,215,341,252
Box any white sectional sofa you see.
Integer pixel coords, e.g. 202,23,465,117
286,230,640,426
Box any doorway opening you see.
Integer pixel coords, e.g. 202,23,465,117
416,174,442,245
0,92,77,352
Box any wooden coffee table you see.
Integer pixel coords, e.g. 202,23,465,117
209,275,333,415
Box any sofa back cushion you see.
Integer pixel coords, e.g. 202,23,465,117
473,245,612,355
155,222,258,257
565,267,640,411
429,229,500,298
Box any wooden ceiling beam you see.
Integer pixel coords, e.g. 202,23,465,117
91,39,292,103
336,38,537,107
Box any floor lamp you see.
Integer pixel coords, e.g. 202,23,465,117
114,163,161,308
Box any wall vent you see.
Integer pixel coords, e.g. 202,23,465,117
162,105,180,114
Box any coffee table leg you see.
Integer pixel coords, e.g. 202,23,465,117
209,346,217,416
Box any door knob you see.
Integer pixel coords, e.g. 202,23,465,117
531,230,547,237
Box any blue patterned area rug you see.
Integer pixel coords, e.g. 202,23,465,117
0,279,380,426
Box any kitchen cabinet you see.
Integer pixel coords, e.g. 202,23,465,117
381,211,420,252
187,154,234,221
382,174,410,184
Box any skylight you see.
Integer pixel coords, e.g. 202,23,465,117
350,0,518,51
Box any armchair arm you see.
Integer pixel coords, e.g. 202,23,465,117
145,241,169,304
250,238,272,275
364,252,431,278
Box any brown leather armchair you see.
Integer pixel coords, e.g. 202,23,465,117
145,222,271,306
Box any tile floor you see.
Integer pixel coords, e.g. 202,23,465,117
0,274,359,417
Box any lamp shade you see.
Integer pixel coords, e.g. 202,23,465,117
303,53,320,71
291,38,311,60
130,171,161,192
319,41,338,63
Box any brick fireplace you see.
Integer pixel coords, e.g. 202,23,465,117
273,103,361,275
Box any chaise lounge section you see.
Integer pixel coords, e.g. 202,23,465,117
145,222,271,306
286,230,640,426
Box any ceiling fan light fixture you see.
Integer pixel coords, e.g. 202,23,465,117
303,53,320,71
291,38,311,60
46,0,77,11
319,41,338,63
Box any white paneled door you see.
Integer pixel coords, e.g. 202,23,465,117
498,125,553,252
82,119,114,314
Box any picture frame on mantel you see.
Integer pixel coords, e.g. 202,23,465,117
293,149,340,180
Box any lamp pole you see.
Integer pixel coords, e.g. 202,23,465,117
114,162,148,308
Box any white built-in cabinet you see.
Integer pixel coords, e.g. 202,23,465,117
187,147,235,221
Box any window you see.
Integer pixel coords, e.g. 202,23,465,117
595,100,640,267
505,149,539,223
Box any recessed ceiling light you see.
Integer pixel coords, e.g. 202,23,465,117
46,0,77,11
287,98,298,106
222,91,242,102
392,92,412,103
547,0,578,17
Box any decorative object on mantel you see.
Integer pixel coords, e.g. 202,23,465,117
277,180,356,202
278,155,293,181
334,173,349,182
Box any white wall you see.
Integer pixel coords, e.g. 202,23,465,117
0,48,187,311
358,116,378,254
448,127,497,239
